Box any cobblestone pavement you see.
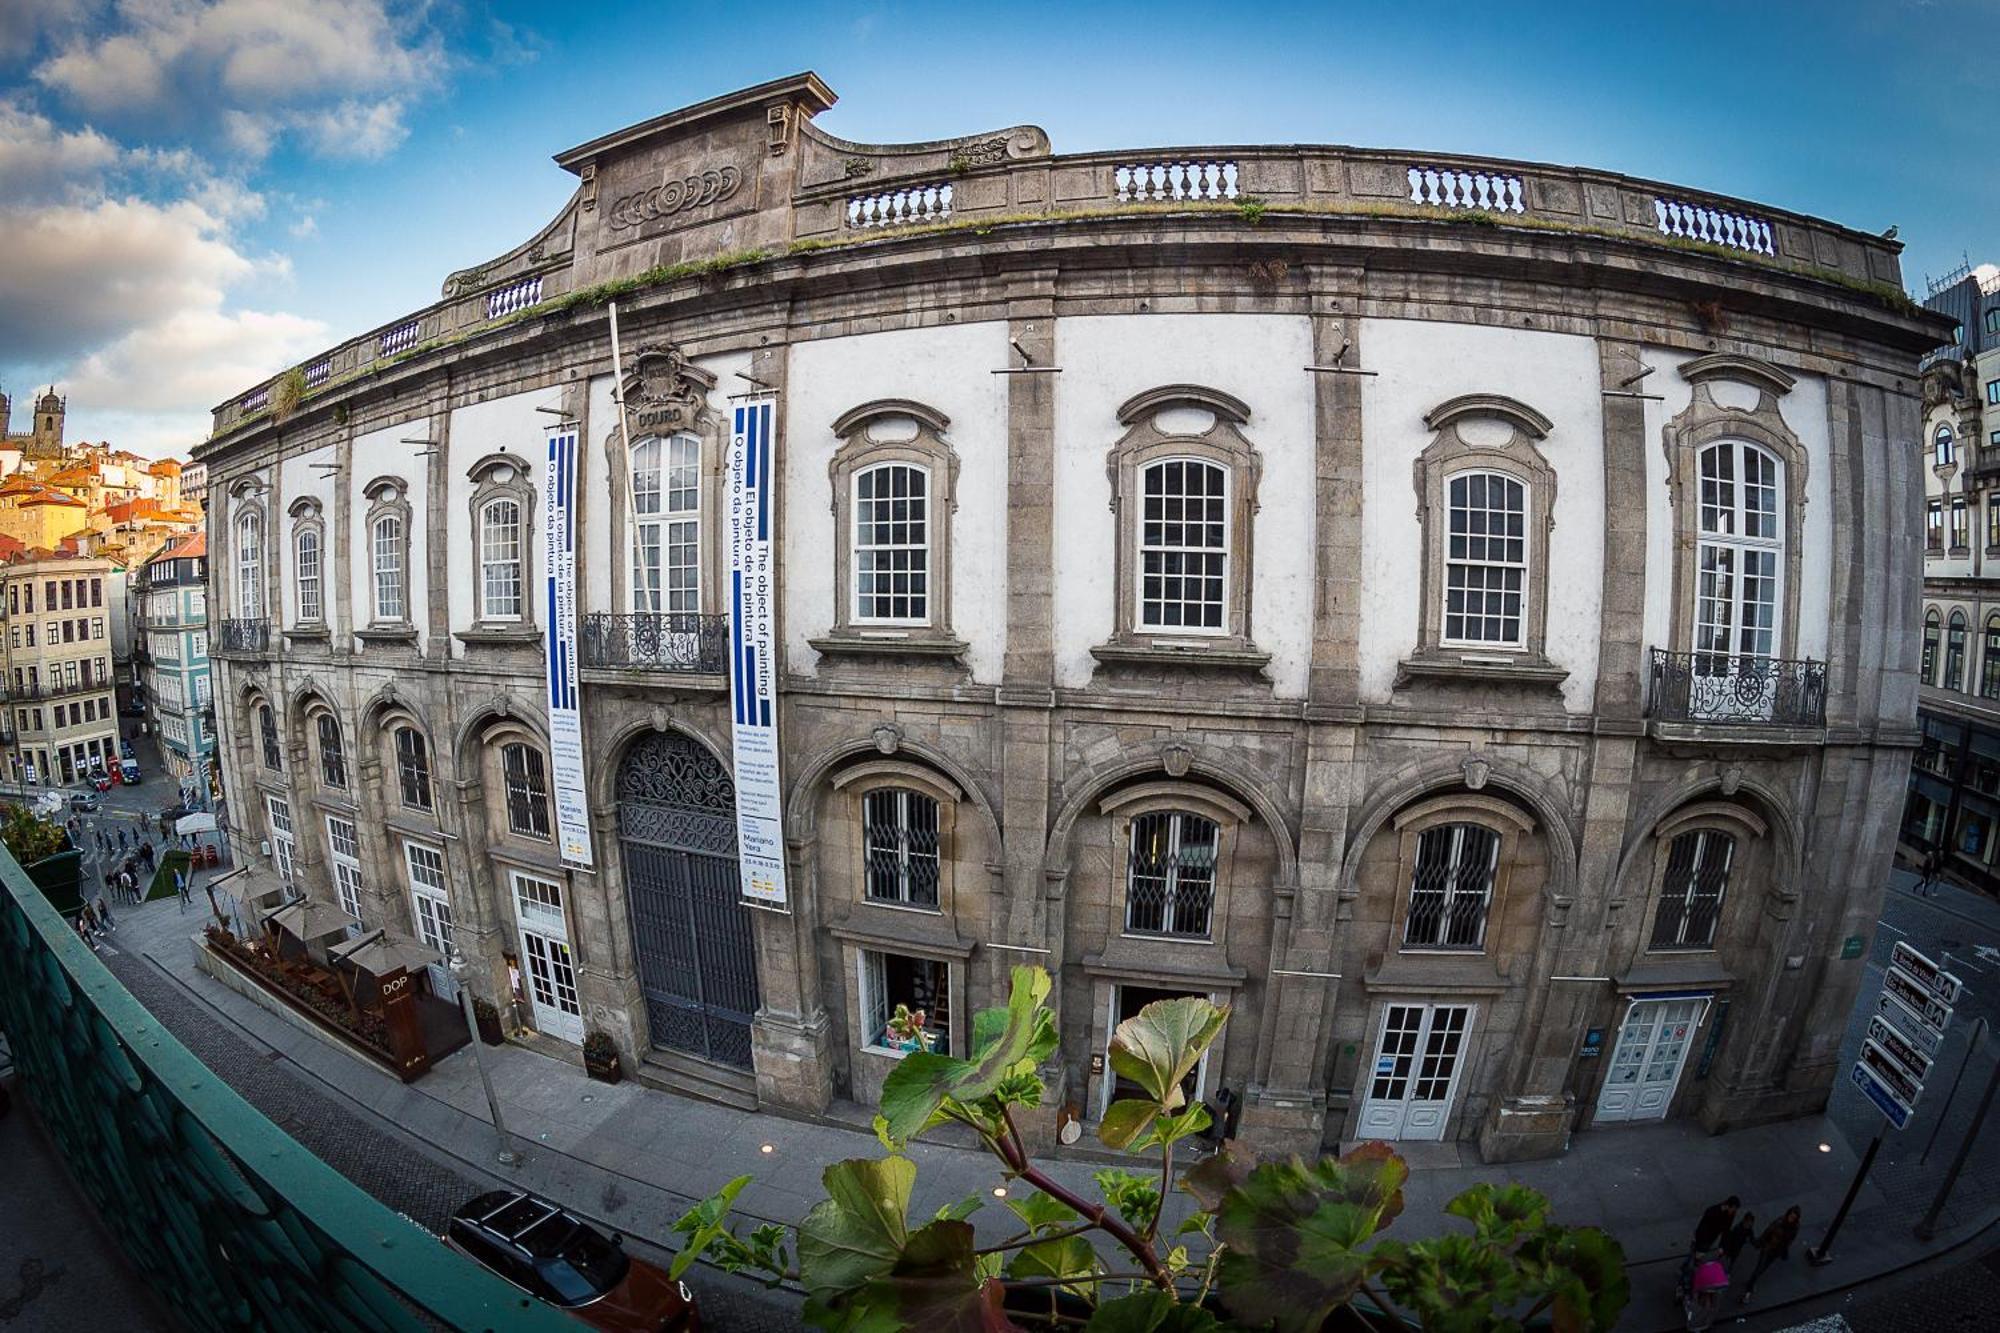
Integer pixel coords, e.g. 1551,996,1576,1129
95,946,805,1331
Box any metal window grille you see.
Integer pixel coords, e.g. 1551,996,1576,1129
863,788,940,906
1139,460,1228,631
259,705,282,771
295,529,321,622
396,727,433,811
373,516,404,621
503,743,551,840
317,713,346,788
1650,829,1733,949
1443,471,1526,646
480,499,523,620
1124,810,1219,938
1403,823,1498,949
862,949,951,1052
853,465,929,623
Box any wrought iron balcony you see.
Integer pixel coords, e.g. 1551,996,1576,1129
216,617,271,655
1646,648,1827,728
0,847,575,1331
581,612,729,675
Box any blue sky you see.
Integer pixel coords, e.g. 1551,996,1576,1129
1,0,1994,457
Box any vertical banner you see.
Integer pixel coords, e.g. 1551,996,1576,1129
543,426,593,869
728,399,787,907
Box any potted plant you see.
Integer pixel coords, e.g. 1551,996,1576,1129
885,1003,931,1054
583,1029,622,1084
472,995,504,1046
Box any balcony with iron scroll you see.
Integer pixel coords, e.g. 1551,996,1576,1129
1645,648,1828,739
215,617,271,656
581,612,730,683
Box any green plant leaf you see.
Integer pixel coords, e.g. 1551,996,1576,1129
878,1050,972,1144
1093,1168,1163,1235
1084,1289,1225,1332
668,1174,752,1281
1098,1098,1162,1150
798,1157,916,1301
1005,1234,1101,1297
935,1193,987,1223
1181,1144,1257,1211
1534,1226,1629,1333
1376,1232,1522,1333
877,966,1056,1143
863,1219,1013,1333
1212,1144,1409,1333
1133,1103,1211,1152
1004,1192,1080,1233
1107,997,1228,1110
1444,1181,1549,1244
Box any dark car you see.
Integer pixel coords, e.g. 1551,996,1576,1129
443,1191,698,1331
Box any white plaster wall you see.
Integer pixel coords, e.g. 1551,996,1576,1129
786,323,1011,684
1052,314,1316,696
584,373,615,615
1921,400,1973,580
445,387,560,654
277,444,336,632
1359,320,1605,711
349,418,430,652
1640,349,1834,664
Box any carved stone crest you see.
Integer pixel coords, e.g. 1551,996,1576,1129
843,156,874,178
624,345,717,435
1719,764,1743,796
872,723,902,755
1462,755,1491,791
606,164,743,232
1163,743,1194,779
650,704,671,733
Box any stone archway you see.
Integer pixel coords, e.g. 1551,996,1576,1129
617,730,760,1069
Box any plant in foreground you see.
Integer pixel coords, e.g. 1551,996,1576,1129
670,966,1627,1332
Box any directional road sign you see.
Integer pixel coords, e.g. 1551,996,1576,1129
1884,966,1954,1032
1860,1038,1924,1106
1851,1062,1914,1129
1892,941,1964,1006
1867,1015,1933,1081
1878,991,1948,1057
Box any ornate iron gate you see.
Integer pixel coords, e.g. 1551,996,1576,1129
618,731,760,1069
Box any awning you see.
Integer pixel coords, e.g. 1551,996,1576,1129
175,812,218,835
263,899,353,944
329,928,443,978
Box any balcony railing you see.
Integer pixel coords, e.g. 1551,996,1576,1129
0,848,575,1332
581,612,729,675
0,677,115,703
216,618,271,655
1646,648,1828,727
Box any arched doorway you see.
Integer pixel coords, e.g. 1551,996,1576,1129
618,731,760,1069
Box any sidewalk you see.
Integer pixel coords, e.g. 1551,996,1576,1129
101,880,1999,1333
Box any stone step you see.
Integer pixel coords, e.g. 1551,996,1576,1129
634,1048,759,1112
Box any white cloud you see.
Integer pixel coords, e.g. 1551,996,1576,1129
300,96,409,159
289,213,318,238
0,99,124,202
0,0,95,63
64,305,327,416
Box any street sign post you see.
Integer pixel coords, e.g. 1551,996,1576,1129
1883,966,1954,1032
1860,1038,1924,1106
1893,941,1964,1006
1851,1063,1914,1130
1867,1016,1934,1082
1879,991,1948,1057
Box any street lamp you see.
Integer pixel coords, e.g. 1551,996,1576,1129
450,947,519,1166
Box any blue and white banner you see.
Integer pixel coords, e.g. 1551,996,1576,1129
543,425,593,869
728,399,786,908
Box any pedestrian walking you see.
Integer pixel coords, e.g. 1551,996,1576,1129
141,841,155,873
1680,1195,1738,1298
1918,846,1943,896
175,867,190,913
96,895,115,931
1739,1206,1801,1304
1720,1211,1755,1272
74,913,99,952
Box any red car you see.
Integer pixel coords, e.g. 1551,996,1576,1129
443,1190,699,1331
90,773,112,792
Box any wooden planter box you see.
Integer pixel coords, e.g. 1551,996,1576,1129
474,1006,504,1046
584,1048,622,1084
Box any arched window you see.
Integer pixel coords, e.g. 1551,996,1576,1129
1923,608,1941,684
479,497,523,621
235,511,264,620
631,434,700,615
1651,829,1734,950
862,788,940,906
258,703,281,771
372,514,404,622
394,726,432,811
1442,470,1527,647
1403,822,1498,950
501,742,550,840
295,527,321,624
317,712,346,789
1694,440,1784,662
1982,616,2000,700
1125,809,1219,938
1139,459,1229,632
852,463,930,624
1935,424,1957,469
1946,611,1968,691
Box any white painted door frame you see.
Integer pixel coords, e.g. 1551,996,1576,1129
510,870,583,1045
1594,994,1710,1124
1357,1001,1477,1142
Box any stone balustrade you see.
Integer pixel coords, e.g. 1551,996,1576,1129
484,273,544,319
1408,164,1524,213
1113,159,1239,203
846,181,953,228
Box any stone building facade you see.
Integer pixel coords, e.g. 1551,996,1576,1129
1,554,118,784
198,74,1944,1162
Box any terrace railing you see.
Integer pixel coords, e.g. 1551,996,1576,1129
1646,648,1828,727
581,612,730,675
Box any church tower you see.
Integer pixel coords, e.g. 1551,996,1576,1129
26,389,65,461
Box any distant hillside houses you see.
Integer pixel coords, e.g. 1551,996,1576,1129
0,388,200,567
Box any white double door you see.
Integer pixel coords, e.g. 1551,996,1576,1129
1358,1003,1473,1142
1595,998,1704,1123
512,872,584,1045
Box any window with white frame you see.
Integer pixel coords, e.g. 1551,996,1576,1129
1124,810,1219,938
479,498,524,620
317,712,346,789
1935,425,1957,469
1923,609,1941,683
266,795,295,887
631,435,700,615
1442,471,1527,647
860,949,951,1055
1694,441,1783,663
327,815,364,921
395,726,432,811
235,511,264,619
862,788,940,907
1946,611,1968,690
405,842,454,956
1138,460,1228,632
852,464,929,624
1650,828,1732,949
372,514,405,621
501,741,550,840
1403,822,1499,950
295,527,321,623
1951,498,1970,550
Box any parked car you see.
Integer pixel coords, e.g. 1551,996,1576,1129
443,1191,698,1331
118,758,141,785
69,794,99,813
89,773,112,792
